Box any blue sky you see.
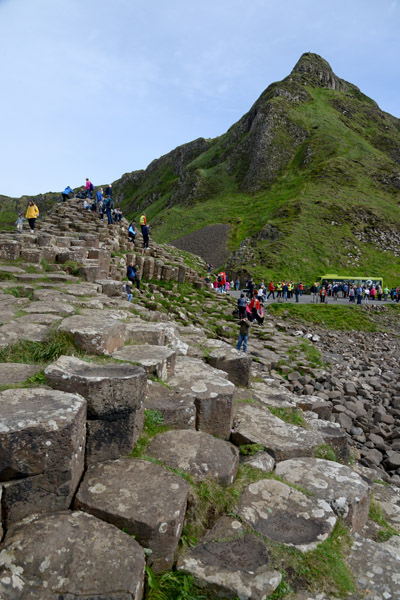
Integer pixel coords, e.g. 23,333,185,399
1,0,399,197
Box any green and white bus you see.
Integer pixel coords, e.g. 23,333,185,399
319,274,383,288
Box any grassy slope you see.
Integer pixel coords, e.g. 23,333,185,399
129,85,400,285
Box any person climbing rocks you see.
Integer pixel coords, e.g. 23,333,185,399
128,220,136,246
61,186,74,202
127,261,140,290
236,316,251,353
142,223,150,249
85,178,94,199
26,200,39,233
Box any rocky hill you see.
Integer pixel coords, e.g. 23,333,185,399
0,201,399,598
113,52,400,285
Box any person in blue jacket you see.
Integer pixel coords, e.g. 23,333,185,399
127,261,140,290
62,186,74,202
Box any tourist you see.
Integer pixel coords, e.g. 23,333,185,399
237,293,247,319
319,286,327,303
128,220,136,246
236,316,251,353
105,184,112,198
282,281,289,302
267,281,275,300
235,277,240,291
85,178,94,199
15,212,24,233
62,186,74,202
383,285,389,301
125,284,133,302
25,199,39,233
127,261,140,290
294,283,300,303
96,188,103,206
104,196,113,224
142,223,150,249
140,213,147,234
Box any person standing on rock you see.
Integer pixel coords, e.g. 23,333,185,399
236,316,251,353
237,293,247,319
105,184,112,198
104,196,113,224
127,261,140,290
26,200,39,233
140,213,147,234
15,212,24,233
142,223,150,249
128,220,136,246
85,178,94,199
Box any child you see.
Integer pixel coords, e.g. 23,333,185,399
125,284,133,302
15,212,24,233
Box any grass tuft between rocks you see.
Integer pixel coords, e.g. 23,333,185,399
0,331,82,364
368,495,399,542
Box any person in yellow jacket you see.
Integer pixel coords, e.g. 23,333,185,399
139,213,147,234
26,200,39,233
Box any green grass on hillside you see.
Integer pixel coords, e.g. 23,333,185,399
268,303,378,331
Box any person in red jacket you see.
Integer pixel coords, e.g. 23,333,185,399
267,281,275,300
249,292,264,324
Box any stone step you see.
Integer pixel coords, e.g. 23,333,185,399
58,314,125,355
0,511,145,599
75,457,190,572
112,344,176,381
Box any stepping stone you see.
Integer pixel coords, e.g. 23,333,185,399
0,388,86,526
303,413,349,463
232,403,325,462
146,429,239,485
177,516,282,600
346,535,400,598
0,511,145,599
58,314,125,355
145,380,196,429
45,356,147,465
125,321,167,346
204,340,252,387
252,381,332,420
13,313,62,326
23,301,75,316
167,356,235,440
95,278,125,296
75,458,189,572
62,282,102,296
113,345,176,381
0,321,51,346
238,479,337,552
0,363,40,385
275,457,370,533
0,265,24,274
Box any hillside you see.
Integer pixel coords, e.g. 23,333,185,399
113,53,400,284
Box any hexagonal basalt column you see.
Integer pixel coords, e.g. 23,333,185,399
0,388,86,526
58,314,125,355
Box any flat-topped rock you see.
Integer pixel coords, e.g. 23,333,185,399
167,356,235,439
252,380,332,419
0,363,40,385
146,429,239,485
75,458,189,572
241,451,275,473
0,511,145,599
95,278,125,296
303,413,349,463
112,344,176,380
45,355,147,418
232,403,325,462
204,340,252,387
346,535,400,598
23,301,75,316
145,380,196,429
0,321,51,346
0,388,86,525
177,516,281,599
59,314,125,355
125,321,166,346
62,282,102,296
238,479,337,553
275,457,370,533
0,265,25,274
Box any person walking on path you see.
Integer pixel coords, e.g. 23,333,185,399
140,213,147,234
236,316,251,353
15,212,24,233
142,224,150,249
267,281,275,300
294,283,300,303
26,200,39,233
127,261,141,290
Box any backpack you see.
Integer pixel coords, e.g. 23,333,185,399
90,182,94,191
217,275,222,283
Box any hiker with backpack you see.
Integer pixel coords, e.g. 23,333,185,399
104,195,114,224
85,178,94,199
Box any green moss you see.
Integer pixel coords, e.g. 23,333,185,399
268,406,307,427
314,444,337,462
369,496,399,542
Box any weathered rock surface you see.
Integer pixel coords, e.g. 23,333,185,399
145,380,196,429
238,479,337,552
177,516,281,599
75,458,189,572
113,345,176,380
232,403,325,461
45,355,147,419
346,535,400,598
205,341,252,387
0,363,40,385
167,356,235,439
147,430,239,485
59,314,125,355
0,388,86,525
0,511,145,599
275,457,370,533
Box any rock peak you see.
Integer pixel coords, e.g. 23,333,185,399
291,52,346,91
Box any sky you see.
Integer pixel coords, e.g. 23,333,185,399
1,0,399,197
